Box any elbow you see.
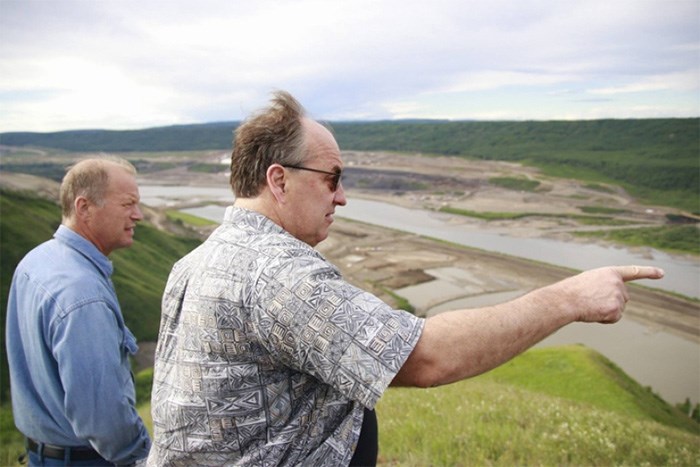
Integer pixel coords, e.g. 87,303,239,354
393,342,460,388
411,369,444,389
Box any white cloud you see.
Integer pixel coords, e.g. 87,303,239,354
0,0,698,131
589,71,700,95
1,56,186,129
434,71,577,94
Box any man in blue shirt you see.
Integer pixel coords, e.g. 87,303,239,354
6,157,152,466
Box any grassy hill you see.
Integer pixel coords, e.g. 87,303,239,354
376,346,698,465
0,188,201,403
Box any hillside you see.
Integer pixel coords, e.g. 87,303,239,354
0,188,201,403
376,345,698,465
1,118,698,212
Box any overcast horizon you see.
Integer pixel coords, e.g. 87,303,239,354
1,0,698,133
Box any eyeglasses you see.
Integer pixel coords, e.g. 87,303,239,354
282,164,343,192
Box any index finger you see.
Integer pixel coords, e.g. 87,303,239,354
613,265,665,282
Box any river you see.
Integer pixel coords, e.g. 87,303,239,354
139,184,700,404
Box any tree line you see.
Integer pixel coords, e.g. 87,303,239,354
2,118,698,211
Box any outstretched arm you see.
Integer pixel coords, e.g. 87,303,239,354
392,265,664,388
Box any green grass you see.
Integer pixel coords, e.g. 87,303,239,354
583,183,617,194
489,176,541,192
378,383,698,466
579,205,628,215
1,180,698,464
438,206,636,227
110,225,201,341
377,346,698,466
166,209,219,227
575,225,700,256
439,206,532,221
479,345,697,431
1,404,23,466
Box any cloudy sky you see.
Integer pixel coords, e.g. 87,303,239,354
1,0,698,132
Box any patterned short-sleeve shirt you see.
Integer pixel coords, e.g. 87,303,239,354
148,207,424,466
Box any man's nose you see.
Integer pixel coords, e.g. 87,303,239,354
334,183,347,206
133,204,144,221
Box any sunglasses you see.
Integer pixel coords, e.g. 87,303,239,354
283,164,343,192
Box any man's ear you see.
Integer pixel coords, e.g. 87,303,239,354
267,164,287,203
74,196,91,220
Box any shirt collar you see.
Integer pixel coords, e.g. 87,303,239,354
54,224,114,278
224,206,287,236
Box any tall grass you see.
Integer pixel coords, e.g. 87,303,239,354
377,382,698,466
377,346,698,465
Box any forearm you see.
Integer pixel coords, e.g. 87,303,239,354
392,265,663,388
393,283,571,387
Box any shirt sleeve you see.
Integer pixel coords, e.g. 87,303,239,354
51,301,151,464
254,254,425,409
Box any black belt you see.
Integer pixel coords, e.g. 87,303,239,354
26,438,104,462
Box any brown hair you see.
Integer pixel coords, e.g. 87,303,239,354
229,90,308,197
60,157,136,220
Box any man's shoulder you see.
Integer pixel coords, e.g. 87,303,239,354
17,240,111,301
19,238,90,274
210,219,311,256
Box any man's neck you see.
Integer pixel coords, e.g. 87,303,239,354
234,196,280,225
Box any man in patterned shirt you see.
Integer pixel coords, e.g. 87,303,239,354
147,91,663,466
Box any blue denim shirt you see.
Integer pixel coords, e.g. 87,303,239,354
5,225,151,465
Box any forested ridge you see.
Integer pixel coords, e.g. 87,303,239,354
1,118,698,211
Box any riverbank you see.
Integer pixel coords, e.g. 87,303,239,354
317,216,698,344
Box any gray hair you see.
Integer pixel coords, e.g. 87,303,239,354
229,90,308,198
